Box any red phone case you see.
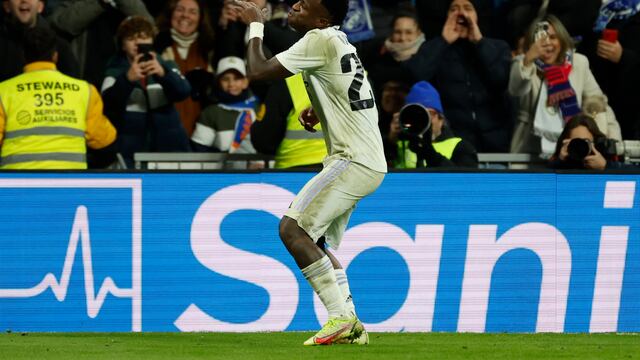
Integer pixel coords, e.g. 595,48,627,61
602,29,619,43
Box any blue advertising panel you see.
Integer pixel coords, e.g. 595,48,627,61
0,173,638,333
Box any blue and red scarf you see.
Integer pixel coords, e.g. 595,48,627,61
535,53,581,122
219,95,259,152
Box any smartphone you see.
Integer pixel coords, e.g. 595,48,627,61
602,29,618,43
137,43,154,62
534,21,550,42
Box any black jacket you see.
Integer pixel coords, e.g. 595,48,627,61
583,13,640,140
250,80,290,155
0,17,79,82
404,36,512,152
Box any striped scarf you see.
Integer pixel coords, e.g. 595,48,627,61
535,53,581,122
218,95,259,153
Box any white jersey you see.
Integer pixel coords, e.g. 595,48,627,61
275,27,387,173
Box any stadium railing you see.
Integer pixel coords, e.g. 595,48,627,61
477,153,547,169
133,152,275,170
132,152,550,170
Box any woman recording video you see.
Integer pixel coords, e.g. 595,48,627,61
509,15,622,158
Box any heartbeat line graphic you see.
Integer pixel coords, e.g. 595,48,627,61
0,205,133,319
0,178,142,331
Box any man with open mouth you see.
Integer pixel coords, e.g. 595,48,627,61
404,0,512,154
0,0,79,82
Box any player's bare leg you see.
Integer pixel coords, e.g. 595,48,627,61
279,216,325,268
279,216,358,345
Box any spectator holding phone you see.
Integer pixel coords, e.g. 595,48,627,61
101,16,192,168
586,1,640,140
509,14,622,158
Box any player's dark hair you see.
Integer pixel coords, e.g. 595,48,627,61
321,0,349,26
23,24,58,63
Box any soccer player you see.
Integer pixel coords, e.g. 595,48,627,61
232,0,387,346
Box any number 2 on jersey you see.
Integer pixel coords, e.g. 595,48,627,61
340,53,374,112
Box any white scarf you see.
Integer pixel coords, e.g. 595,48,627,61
170,28,199,60
533,84,565,157
383,34,425,62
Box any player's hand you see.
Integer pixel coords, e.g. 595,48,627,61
139,52,165,78
230,0,267,24
299,107,319,133
442,12,460,44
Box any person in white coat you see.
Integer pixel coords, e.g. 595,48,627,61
509,14,621,157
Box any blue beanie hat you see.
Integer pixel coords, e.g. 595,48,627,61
403,81,443,114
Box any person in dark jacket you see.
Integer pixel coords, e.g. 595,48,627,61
546,0,602,50
584,5,640,140
101,16,191,168
404,0,512,153
0,0,79,81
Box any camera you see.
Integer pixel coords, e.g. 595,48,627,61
534,21,550,42
567,138,592,161
398,104,431,142
567,137,626,162
613,140,640,163
137,43,154,62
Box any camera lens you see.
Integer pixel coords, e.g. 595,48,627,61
399,104,431,137
567,138,591,161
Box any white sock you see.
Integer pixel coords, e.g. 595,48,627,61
334,268,356,317
301,256,346,319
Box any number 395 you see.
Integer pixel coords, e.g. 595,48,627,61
34,92,64,107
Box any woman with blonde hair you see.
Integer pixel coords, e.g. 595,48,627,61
509,14,621,157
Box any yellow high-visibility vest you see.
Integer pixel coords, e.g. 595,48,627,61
0,65,90,169
395,137,462,168
274,74,327,169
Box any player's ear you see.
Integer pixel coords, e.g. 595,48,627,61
317,16,331,28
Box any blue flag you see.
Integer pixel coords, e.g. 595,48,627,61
341,0,375,43
594,0,640,32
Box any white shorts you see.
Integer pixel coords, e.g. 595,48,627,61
285,157,385,250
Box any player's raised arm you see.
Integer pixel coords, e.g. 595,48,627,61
232,1,292,81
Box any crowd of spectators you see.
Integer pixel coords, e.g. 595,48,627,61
0,0,638,170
